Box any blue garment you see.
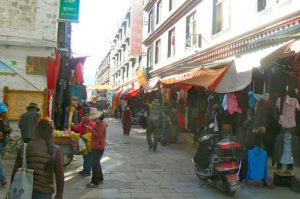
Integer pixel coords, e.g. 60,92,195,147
32,192,52,199
280,132,293,164
248,92,257,109
0,143,6,182
108,92,115,107
83,152,92,175
246,146,268,182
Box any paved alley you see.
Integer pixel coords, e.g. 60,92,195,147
0,117,299,198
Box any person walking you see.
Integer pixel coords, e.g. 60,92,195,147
161,104,171,146
73,111,95,176
122,106,131,136
85,108,107,188
0,102,12,187
18,102,41,143
146,99,162,151
11,118,64,199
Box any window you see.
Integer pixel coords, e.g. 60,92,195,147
168,29,175,57
147,46,153,69
156,0,162,24
148,10,154,33
212,0,230,34
186,12,197,48
257,0,266,12
155,40,161,64
169,0,175,11
213,0,223,34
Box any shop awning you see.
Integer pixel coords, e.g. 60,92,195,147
86,85,113,90
260,40,297,68
142,77,160,92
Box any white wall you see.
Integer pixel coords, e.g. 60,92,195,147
0,0,59,45
143,0,300,74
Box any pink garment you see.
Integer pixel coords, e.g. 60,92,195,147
276,96,300,128
227,94,242,115
73,120,96,137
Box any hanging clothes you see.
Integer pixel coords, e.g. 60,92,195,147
276,95,300,128
227,94,242,115
252,68,266,94
273,132,300,166
246,146,268,183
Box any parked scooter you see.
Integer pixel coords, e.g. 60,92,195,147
192,131,241,196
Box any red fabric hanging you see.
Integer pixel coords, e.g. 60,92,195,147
72,57,86,83
47,51,61,90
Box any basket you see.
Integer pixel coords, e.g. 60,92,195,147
53,136,75,145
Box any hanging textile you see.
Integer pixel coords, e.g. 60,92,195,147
72,57,86,84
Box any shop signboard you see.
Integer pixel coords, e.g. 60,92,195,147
59,0,80,22
130,0,143,56
136,69,148,85
0,60,17,75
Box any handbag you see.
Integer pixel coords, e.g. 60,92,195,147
7,143,34,199
78,137,87,152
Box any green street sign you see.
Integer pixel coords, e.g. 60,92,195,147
59,0,80,22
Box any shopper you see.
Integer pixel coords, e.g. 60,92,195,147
85,108,107,188
122,106,132,136
19,102,41,143
11,118,64,199
146,99,162,151
73,111,95,176
0,102,12,187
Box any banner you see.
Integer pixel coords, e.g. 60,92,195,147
59,0,80,22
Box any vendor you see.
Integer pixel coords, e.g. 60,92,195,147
68,96,79,130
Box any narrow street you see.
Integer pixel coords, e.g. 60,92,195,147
0,117,299,198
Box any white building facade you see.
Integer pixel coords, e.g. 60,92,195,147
0,0,59,98
96,0,144,89
142,0,300,78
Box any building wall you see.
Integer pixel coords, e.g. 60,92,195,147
0,0,59,100
0,0,59,45
142,0,300,74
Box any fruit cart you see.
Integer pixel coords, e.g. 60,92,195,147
53,130,80,166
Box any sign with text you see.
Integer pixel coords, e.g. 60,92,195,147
136,69,148,85
59,0,80,22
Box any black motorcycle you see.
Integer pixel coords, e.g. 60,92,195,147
192,133,241,196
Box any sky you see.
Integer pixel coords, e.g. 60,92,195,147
71,0,131,86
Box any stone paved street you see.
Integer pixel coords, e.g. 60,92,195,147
0,117,299,198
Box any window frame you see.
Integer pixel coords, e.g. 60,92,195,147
168,28,175,57
156,0,162,24
155,39,161,64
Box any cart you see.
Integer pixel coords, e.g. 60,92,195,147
53,136,80,166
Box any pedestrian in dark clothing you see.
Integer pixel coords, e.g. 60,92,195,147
0,102,12,186
11,118,64,199
122,106,131,136
146,99,162,151
85,108,107,188
18,102,41,143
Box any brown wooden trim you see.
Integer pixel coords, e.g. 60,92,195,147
143,0,202,46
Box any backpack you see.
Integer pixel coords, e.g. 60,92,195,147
147,107,161,124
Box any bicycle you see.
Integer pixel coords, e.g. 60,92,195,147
1,134,23,158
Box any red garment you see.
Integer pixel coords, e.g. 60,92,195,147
74,62,84,83
73,120,96,137
47,51,61,89
177,114,185,130
92,120,107,150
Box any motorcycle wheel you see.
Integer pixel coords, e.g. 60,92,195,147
224,182,236,197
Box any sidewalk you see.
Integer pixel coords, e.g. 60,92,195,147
1,119,299,199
